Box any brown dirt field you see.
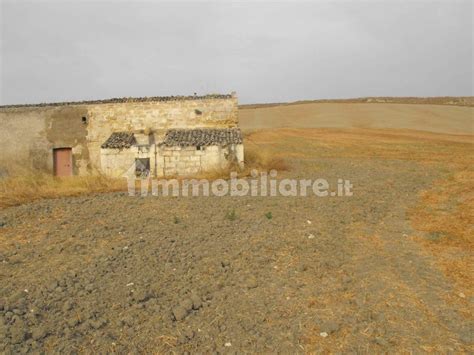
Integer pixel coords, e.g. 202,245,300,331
1,101,473,353
239,102,474,135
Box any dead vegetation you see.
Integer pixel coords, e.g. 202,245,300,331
246,128,474,295
243,142,289,172
0,144,290,209
408,169,474,295
0,172,126,209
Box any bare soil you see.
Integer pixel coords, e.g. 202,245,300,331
0,127,472,353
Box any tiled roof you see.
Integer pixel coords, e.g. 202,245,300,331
160,128,243,147
101,132,137,149
0,93,234,109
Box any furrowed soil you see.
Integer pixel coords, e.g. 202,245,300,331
1,125,473,352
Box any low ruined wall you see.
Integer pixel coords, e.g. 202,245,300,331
0,94,238,175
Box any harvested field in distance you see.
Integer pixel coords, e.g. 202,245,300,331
1,102,473,353
239,102,474,134
240,96,474,109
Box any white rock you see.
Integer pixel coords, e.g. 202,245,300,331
320,332,328,337
224,342,232,347
126,282,134,287
459,292,466,298
307,220,312,224
308,234,315,239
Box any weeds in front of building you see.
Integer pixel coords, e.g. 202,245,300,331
0,146,290,208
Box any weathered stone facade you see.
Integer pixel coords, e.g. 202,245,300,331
157,128,243,176
0,93,242,176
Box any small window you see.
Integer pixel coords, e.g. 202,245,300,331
197,146,204,151
82,116,88,124
135,158,150,177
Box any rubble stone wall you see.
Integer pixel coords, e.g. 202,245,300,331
87,96,238,172
159,144,244,177
100,143,244,178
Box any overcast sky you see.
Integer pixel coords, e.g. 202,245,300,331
0,0,472,105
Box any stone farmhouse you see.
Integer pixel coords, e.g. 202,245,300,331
0,93,243,177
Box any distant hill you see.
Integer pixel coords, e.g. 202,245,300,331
238,100,474,135
240,96,474,109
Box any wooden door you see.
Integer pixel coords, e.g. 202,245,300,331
53,148,72,176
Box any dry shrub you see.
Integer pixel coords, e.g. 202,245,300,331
0,171,126,209
244,145,289,172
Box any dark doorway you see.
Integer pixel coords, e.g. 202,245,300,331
135,158,150,177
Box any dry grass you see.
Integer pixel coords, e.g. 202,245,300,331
243,134,290,172
0,145,289,209
410,170,474,249
408,169,474,295
243,148,289,172
246,128,474,294
0,172,126,209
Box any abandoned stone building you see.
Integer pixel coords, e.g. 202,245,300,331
0,93,243,177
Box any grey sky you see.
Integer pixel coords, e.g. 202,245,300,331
0,0,472,105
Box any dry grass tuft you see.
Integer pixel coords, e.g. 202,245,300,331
244,149,289,172
243,139,290,172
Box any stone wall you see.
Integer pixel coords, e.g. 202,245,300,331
0,105,90,174
86,96,238,173
163,143,244,177
100,148,139,177
0,94,238,175
100,143,244,178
